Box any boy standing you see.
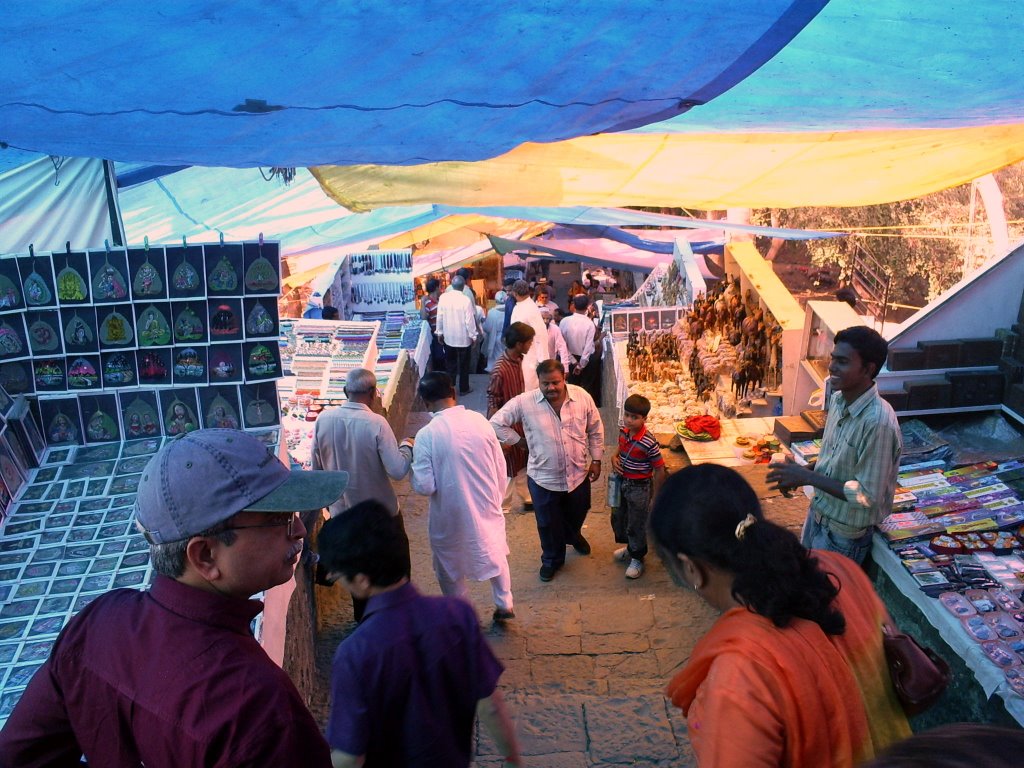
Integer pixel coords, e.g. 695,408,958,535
611,394,668,579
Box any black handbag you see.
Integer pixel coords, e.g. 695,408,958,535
882,624,951,716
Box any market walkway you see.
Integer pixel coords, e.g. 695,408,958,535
309,374,810,766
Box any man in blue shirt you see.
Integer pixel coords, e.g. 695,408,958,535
320,500,521,767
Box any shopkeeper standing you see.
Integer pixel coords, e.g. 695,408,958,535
767,326,901,564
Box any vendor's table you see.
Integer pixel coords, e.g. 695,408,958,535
679,417,776,466
871,535,1024,726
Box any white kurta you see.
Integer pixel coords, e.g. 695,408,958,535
510,297,549,390
410,405,509,581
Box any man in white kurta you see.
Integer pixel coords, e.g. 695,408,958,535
409,371,515,621
509,279,549,391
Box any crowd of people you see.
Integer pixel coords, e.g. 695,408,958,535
0,270,1003,766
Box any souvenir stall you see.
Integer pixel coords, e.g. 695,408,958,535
0,239,288,727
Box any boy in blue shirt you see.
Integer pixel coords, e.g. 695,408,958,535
611,394,668,578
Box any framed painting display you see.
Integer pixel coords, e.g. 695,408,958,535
80,393,121,443
39,397,83,447
127,246,167,301
242,341,281,382
157,387,200,437
60,307,99,354
171,302,208,345
204,242,243,297
0,361,33,395
95,305,136,350
0,314,30,363
208,298,243,342
164,245,206,299
53,250,91,306
136,348,172,387
134,303,173,348
17,255,56,309
241,383,279,429
101,351,138,388
25,310,63,356
242,240,280,296
0,428,27,499
208,344,243,384
118,390,162,440
199,385,242,430
65,355,101,391
87,249,130,304
32,357,66,393
172,345,207,386
0,257,25,311
243,297,279,339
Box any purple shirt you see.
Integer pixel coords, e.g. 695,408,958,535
328,582,503,767
0,576,330,768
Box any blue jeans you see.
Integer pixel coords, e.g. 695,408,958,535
528,477,591,568
801,511,872,565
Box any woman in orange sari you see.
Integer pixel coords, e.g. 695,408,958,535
651,464,909,768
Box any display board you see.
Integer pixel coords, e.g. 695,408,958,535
0,241,284,446
328,249,414,320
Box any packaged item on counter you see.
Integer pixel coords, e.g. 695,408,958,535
980,640,1021,668
990,588,1024,613
965,588,999,613
984,612,1024,640
939,591,977,618
962,615,999,642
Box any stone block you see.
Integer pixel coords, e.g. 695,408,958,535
582,631,651,655
887,348,926,371
904,378,952,410
957,337,1004,367
917,340,961,369
585,695,681,763
580,594,654,634
945,370,1006,406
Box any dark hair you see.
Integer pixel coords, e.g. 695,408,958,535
862,724,1024,768
512,279,530,297
503,276,517,288
536,359,564,378
650,464,845,635
536,285,550,298
321,305,339,320
317,500,410,586
504,321,535,349
425,278,440,293
623,394,651,417
456,266,472,280
834,325,888,379
572,295,589,312
417,371,455,403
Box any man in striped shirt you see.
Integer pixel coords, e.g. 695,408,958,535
767,326,901,564
490,359,603,582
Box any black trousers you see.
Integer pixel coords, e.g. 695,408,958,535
444,343,472,393
528,477,591,568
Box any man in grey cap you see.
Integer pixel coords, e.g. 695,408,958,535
0,429,347,768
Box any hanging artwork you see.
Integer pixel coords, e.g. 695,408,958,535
243,385,278,427
17,256,57,309
33,359,65,391
166,245,205,298
121,396,161,439
0,361,32,395
27,313,61,354
172,259,199,292
207,254,238,292
22,266,52,306
101,352,136,387
86,408,118,442
209,302,240,337
41,401,79,446
98,309,134,347
173,305,205,343
165,399,198,436
172,346,206,384
137,349,171,385
245,301,276,337
133,259,163,297
90,254,128,301
55,254,90,304
0,273,22,310
66,357,100,389
245,342,279,379
128,246,167,300
205,394,240,429
208,344,243,383
136,305,172,346
0,321,26,357
62,310,97,352
243,240,279,294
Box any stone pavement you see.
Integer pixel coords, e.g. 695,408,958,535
310,373,810,766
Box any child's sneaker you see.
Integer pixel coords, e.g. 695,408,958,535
625,559,644,579
613,546,629,563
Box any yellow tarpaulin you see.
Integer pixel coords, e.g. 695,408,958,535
313,124,1024,211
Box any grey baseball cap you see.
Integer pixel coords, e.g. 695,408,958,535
134,429,348,545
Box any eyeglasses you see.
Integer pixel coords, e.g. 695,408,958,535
224,512,298,537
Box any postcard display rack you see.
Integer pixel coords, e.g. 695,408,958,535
328,249,416,321
0,240,288,727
